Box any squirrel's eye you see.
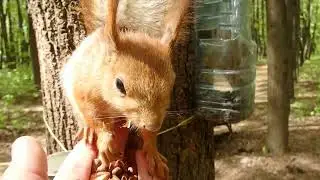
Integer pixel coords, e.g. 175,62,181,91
115,78,126,96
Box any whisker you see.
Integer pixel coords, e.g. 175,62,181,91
93,116,127,120
94,112,124,116
166,109,196,113
166,109,195,115
92,118,126,125
129,123,139,133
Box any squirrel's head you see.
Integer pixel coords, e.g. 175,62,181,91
100,32,176,132
97,0,190,132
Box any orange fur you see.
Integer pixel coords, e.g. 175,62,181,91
61,0,191,179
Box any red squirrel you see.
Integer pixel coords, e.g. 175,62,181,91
61,0,190,179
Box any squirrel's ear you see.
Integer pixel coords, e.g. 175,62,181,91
104,0,119,50
160,0,191,48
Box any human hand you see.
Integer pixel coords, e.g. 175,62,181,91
1,136,97,180
2,136,166,180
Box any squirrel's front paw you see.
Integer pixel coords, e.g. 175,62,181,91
144,147,169,180
74,126,97,145
93,133,122,173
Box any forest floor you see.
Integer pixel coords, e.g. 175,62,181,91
0,58,320,179
215,60,320,180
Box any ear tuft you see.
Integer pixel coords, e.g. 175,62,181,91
104,0,119,49
160,0,193,48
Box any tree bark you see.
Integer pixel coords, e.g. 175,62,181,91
310,3,319,57
28,14,41,89
261,0,267,57
16,0,24,30
16,0,29,64
305,0,312,59
266,0,290,154
6,2,17,68
0,1,9,68
27,0,85,154
158,13,215,179
292,0,300,81
0,1,5,67
285,0,295,100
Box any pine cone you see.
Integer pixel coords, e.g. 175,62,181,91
90,129,143,180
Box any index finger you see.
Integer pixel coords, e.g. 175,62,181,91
53,140,97,180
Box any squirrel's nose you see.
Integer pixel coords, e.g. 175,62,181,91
139,116,163,132
142,122,162,132
138,109,165,132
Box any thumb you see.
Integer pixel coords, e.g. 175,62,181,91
2,136,47,180
53,140,97,180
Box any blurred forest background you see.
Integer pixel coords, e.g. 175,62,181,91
0,0,320,179
0,0,40,130
0,0,319,135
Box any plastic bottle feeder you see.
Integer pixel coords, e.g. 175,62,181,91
195,0,257,126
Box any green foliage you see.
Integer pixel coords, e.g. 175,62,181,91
0,64,40,130
1,0,30,67
291,55,320,117
0,63,39,102
311,83,320,116
250,0,267,63
300,0,320,53
251,0,320,65
314,4,320,54
291,100,315,117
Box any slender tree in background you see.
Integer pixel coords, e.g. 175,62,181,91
286,0,296,100
251,0,267,59
6,2,16,68
0,1,9,68
293,0,300,82
266,0,290,154
28,14,41,89
0,0,30,68
310,3,320,57
15,0,25,64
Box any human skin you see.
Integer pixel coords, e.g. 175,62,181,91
1,136,160,180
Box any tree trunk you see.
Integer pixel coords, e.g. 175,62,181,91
28,14,41,89
266,0,290,154
251,0,258,57
16,0,28,64
27,0,85,154
16,0,24,30
0,1,4,67
256,0,262,57
310,3,319,57
158,12,215,179
285,0,295,100
261,0,267,57
0,1,9,68
292,0,300,81
300,0,312,64
7,2,16,68
305,0,312,60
